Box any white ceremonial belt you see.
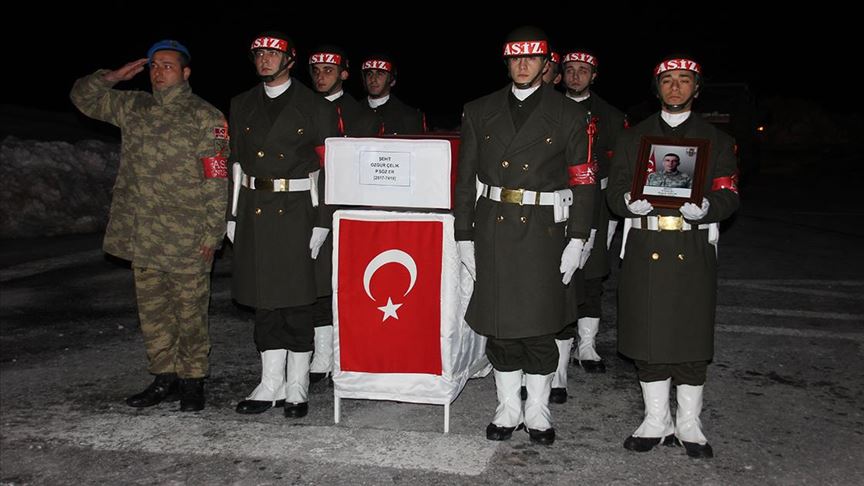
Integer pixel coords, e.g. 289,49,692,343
630,215,710,232
620,216,719,259
479,183,557,206
241,174,312,192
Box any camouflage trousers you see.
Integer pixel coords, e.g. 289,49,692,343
133,267,211,378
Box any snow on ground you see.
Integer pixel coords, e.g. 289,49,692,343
0,136,118,238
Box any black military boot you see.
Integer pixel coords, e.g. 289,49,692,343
550,338,572,404
179,378,205,412
549,387,568,404
309,372,330,384
126,373,179,408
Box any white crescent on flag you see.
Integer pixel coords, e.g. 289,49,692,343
363,249,418,322
362,249,418,300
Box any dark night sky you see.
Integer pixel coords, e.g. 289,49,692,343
2,2,856,130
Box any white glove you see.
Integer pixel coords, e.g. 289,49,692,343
579,228,597,269
226,221,236,244
625,192,653,216
680,198,710,221
309,227,330,259
560,238,585,285
606,220,619,250
457,241,476,280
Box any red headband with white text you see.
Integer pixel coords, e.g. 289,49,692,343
250,36,295,57
503,40,549,57
563,51,597,67
654,58,701,76
361,59,393,72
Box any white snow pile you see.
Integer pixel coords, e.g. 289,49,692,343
0,136,119,238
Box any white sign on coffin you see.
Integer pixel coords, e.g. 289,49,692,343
324,137,452,209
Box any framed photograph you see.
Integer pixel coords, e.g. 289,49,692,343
630,136,710,209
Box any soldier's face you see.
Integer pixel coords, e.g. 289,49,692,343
364,69,393,98
254,49,292,79
542,63,560,85
658,70,697,109
311,63,347,95
149,50,189,91
507,56,546,88
563,61,595,94
663,155,680,172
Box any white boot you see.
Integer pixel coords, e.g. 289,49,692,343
310,325,334,380
624,379,674,452
577,317,606,373
486,369,524,440
236,349,287,414
675,384,714,458
524,372,555,444
284,351,312,418
577,317,602,361
550,338,573,403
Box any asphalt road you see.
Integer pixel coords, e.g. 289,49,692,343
1,147,862,485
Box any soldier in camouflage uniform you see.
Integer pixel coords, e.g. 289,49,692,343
70,40,229,412
646,153,693,188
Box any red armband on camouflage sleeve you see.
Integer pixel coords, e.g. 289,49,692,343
201,156,228,178
201,124,229,178
711,172,739,194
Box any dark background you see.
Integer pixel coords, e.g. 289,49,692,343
1,1,856,131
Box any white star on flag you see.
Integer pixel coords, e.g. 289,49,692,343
377,297,403,322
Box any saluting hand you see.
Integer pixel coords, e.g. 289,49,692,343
102,58,148,83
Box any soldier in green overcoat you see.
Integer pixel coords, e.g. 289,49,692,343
607,55,740,459
226,32,338,419
359,53,425,135
454,26,595,445
305,45,380,385
547,48,630,404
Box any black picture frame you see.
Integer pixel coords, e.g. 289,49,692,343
630,136,710,209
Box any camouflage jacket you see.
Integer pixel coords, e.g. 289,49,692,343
70,71,229,274
646,170,692,188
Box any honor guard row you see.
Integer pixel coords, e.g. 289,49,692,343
70,27,738,461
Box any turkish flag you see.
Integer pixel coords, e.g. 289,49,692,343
646,146,656,174
337,219,443,374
